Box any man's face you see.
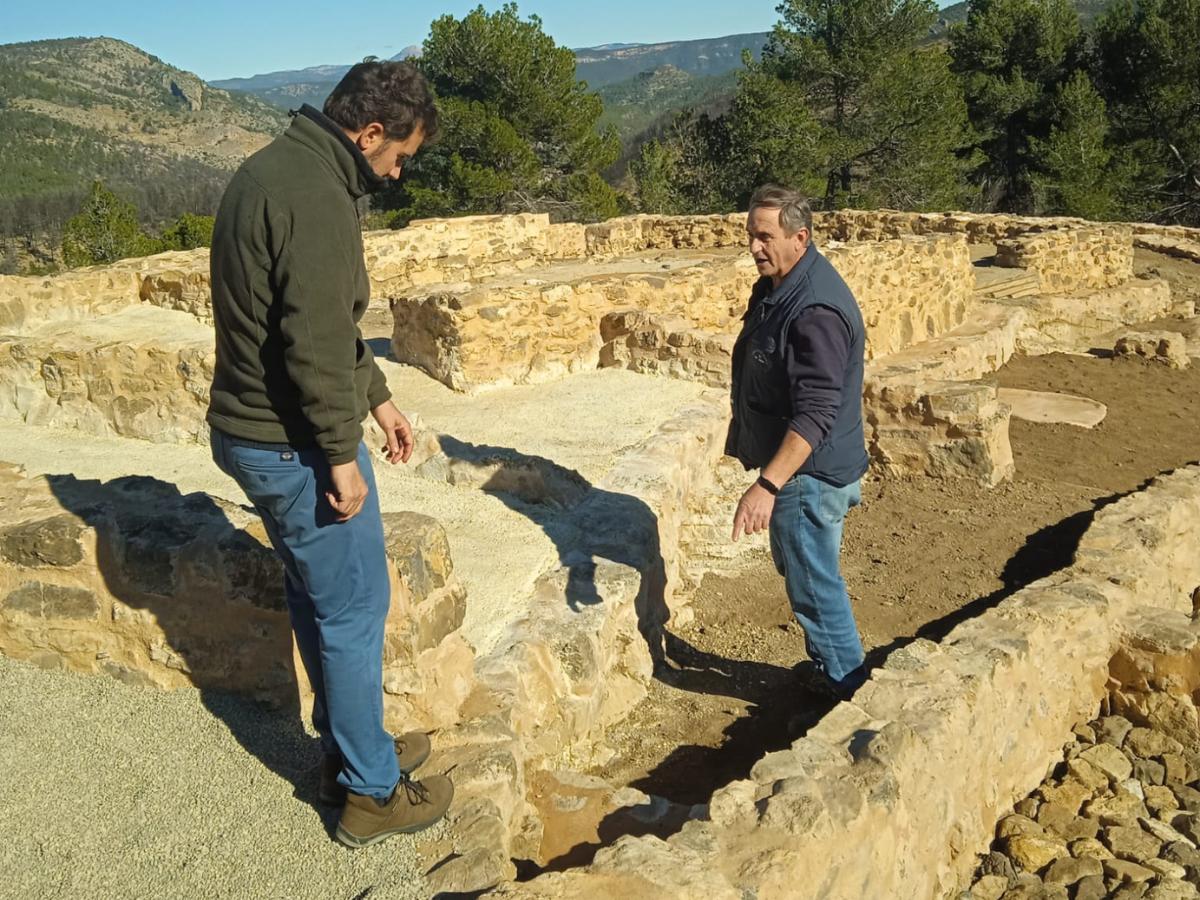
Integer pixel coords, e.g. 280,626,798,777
747,206,809,284
363,125,425,181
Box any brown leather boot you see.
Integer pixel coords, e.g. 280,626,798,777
336,773,454,848
319,732,432,806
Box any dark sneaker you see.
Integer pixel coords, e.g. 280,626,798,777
335,774,454,848
319,732,432,806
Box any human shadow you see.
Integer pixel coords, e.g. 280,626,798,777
432,435,672,666
431,436,839,810
43,473,334,831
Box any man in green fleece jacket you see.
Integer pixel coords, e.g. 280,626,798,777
207,60,453,848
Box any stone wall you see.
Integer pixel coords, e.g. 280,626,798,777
389,257,754,392
0,250,212,331
0,465,476,734
583,214,747,257
391,234,975,391
827,235,974,358
0,267,141,331
599,311,735,388
365,213,569,295
0,307,214,444
996,226,1134,294
496,465,1200,900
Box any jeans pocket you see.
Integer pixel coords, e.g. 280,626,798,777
229,444,301,473
816,480,853,526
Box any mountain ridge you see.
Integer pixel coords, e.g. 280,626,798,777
0,36,288,260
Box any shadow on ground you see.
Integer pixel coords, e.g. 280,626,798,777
44,473,336,833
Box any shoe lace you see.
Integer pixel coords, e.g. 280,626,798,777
398,774,430,806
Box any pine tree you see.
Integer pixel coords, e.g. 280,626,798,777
949,0,1083,212
630,110,734,214
1030,70,1121,219
159,212,214,250
61,181,157,267
385,3,621,223
1092,0,1200,224
739,0,976,210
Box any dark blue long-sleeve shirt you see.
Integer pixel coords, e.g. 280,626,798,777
784,306,852,451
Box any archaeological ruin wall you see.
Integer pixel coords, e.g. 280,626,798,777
498,465,1200,900
0,208,1194,894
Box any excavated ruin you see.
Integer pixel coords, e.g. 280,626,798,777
2,209,1199,896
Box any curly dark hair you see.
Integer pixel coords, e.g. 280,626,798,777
323,58,439,142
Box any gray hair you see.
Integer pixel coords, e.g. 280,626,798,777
749,184,813,237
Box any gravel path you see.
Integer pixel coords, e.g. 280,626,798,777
0,656,436,900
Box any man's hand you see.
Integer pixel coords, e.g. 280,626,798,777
732,482,776,542
327,460,369,522
371,400,414,464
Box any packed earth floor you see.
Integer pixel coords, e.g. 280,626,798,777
555,251,1200,873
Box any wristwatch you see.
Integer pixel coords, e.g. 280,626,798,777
756,475,780,495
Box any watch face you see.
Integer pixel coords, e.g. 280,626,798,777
764,337,777,354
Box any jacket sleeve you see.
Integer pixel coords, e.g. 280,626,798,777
360,336,392,409
272,203,363,465
784,306,852,450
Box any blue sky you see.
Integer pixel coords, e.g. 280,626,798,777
0,0,960,82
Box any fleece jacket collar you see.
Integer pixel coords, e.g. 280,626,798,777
288,104,389,199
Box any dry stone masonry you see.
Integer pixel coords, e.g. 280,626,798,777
496,465,1200,899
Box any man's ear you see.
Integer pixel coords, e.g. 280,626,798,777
356,122,386,151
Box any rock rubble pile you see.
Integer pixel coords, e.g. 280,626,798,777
967,710,1200,900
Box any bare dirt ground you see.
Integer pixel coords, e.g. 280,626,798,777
585,251,1200,827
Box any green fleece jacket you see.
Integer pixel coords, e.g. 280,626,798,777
206,105,391,465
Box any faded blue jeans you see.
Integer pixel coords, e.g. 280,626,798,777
768,473,866,689
211,429,400,801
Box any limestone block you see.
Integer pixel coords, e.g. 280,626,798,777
135,249,212,322
1114,332,1191,368
863,377,1014,485
868,301,1028,385
380,512,464,653
0,306,213,444
598,310,735,387
1043,855,1103,885
1104,858,1157,884
1134,234,1200,264
364,213,558,295
0,470,293,698
1079,744,1134,782
997,389,1107,429
0,264,142,330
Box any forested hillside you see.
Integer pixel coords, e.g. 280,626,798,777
0,37,286,266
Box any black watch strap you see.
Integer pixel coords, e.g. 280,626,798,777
756,475,780,495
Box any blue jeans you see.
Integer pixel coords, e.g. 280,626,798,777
211,430,400,800
768,474,866,688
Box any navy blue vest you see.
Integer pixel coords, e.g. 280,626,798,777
725,244,869,486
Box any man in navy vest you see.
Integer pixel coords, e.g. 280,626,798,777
727,183,870,700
